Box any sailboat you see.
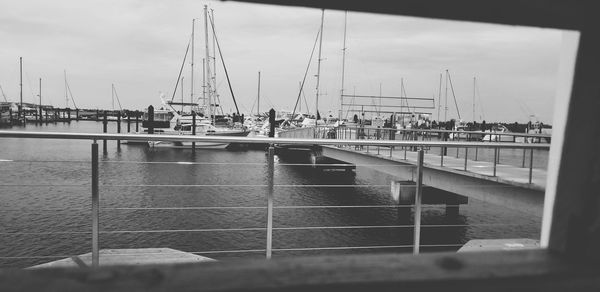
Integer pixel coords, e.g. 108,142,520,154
148,8,248,149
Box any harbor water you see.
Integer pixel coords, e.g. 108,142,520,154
0,121,543,268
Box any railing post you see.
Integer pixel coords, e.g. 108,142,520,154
440,146,444,167
497,148,501,164
529,148,534,184
522,148,527,168
475,147,478,161
91,141,99,267
464,147,468,171
493,147,498,177
413,149,424,255
266,144,275,259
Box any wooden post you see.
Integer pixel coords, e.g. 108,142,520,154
148,105,154,135
192,111,196,153
117,114,121,147
103,111,108,155
127,113,131,133
269,108,275,138
135,111,140,132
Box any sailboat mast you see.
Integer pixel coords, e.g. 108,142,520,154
315,9,325,120
39,78,41,112
473,77,476,122
191,19,195,108
437,73,442,122
111,83,114,110
444,69,449,121
64,70,69,108
19,57,23,120
202,58,206,112
339,10,347,121
204,5,212,123
211,8,217,116
257,71,261,116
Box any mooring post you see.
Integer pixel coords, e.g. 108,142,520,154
91,141,99,267
127,113,131,133
148,105,154,135
192,111,196,153
413,149,424,255
67,108,71,122
102,112,108,155
269,108,275,138
135,111,140,132
76,108,79,121
266,144,275,259
117,114,121,147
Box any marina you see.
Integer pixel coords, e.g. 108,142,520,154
0,121,546,268
3,0,599,291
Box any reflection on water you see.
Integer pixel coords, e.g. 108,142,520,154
0,121,541,267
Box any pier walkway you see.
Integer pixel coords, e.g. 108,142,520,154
279,126,550,216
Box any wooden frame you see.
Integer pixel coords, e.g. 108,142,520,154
2,0,599,290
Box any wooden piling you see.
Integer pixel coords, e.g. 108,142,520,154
192,112,196,153
117,114,121,147
147,106,154,135
103,111,108,155
135,111,140,132
127,113,131,133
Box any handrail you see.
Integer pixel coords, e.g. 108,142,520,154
0,130,550,149
320,125,552,139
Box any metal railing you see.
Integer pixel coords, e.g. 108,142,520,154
0,130,549,267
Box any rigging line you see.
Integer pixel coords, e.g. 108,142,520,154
208,13,240,115
65,78,78,109
113,85,123,111
292,28,321,118
0,83,8,102
302,81,311,115
446,70,461,120
171,37,191,102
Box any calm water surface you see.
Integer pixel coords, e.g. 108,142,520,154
0,121,542,267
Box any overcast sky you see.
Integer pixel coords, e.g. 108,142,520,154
0,0,565,122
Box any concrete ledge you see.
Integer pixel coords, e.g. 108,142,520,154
2,250,600,291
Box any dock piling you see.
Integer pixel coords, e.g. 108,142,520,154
192,112,196,152
117,114,121,147
102,112,108,155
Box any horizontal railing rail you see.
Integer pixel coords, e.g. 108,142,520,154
0,130,550,149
